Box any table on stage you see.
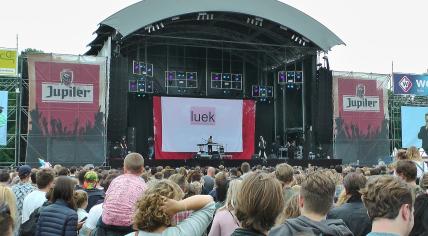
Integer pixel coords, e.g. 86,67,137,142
196,143,224,154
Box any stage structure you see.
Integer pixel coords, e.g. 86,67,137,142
391,73,428,153
24,54,108,166
86,0,344,161
0,48,19,165
333,71,390,165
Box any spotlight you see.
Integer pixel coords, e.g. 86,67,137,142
156,24,160,30
295,37,299,42
247,17,251,24
160,22,164,28
303,42,306,46
291,34,295,40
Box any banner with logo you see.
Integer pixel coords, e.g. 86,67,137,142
0,91,8,145
0,48,18,77
153,96,255,160
393,73,428,95
333,72,389,165
26,54,107,165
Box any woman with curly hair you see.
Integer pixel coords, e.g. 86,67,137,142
126,179,215,236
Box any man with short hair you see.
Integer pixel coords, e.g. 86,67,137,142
0,169,10,185
395,160,424,196
100,153,147,235
327,173,371,236
21,168,55,223
202,166,215,194
362,175,414,236
275,163,295,202
269,171,352,236
11,165,36,228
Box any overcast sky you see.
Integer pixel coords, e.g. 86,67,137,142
1,0,427,74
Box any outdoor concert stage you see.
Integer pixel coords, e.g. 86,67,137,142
84,0,344,166
109,158,342,169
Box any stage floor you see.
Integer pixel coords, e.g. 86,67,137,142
109,158,342,169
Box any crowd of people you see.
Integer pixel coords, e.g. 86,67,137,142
0,148,427,236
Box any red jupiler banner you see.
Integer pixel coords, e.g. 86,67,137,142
26,54,107,165
333,72,389,165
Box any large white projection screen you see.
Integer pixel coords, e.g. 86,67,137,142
161,97,243,152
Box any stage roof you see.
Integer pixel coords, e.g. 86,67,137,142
90,0,344,54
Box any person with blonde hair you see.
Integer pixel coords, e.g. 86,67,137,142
406,146,428,179
73,190,89,222
209,179,242,236
0,185,17,228
275,193,301,226
126,179,215,236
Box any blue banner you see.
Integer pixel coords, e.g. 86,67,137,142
394,73,428,95
0,91,8,146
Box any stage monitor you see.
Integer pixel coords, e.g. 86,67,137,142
278,71,286,84
295,71,303,83
159,97,244,152
401,106,428,148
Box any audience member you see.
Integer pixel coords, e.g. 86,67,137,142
21,168,55,223
100,153,147,235
406,146,428,179
270,171,352,236
36,176,78,236
82,170,105,211
362,175,414,236
80,172,119,236
126,179,215,236
11,165,35,228
232,172,283,236
0,185,17,229
0,203,14,236
74,190,89,222
202,167,216,194
240,162,251,179
0,169,10,185
275,163,295,202
275,193,301,225
410,173,428,236
396,160,425,196
327,173,371,236
209,179,242,236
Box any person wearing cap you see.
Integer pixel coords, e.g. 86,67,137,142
82,171,105,212
11,165,35,230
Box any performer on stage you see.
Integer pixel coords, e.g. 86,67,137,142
287,140,296,160
147,136,154,160
207,136,213,154
120,135,128,158
258,136,267,159
418,113,428,152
